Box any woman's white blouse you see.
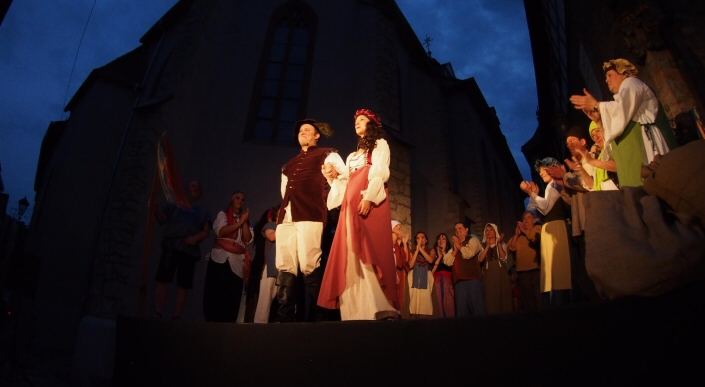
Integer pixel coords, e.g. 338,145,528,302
325,138,391,209
527,180,560,216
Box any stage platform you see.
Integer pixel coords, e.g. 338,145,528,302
114,281,705,386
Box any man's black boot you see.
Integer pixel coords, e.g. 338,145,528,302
276,271,297,323
303,266,325,322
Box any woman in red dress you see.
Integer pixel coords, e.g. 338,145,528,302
318,109,398,320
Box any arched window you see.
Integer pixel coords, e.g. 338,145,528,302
245,1,318,145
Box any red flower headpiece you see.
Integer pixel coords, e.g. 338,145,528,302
354,109,382,126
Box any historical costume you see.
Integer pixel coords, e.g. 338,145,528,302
203,193,253,322
392,220,411,319
481,223,514,315
578,59,679,187
588,121,619,191
275,119,344,322
507,212,542,311
443,223,486,316
253,207,279,324
318,109,398,320
527,158,572,307
407,233,435,317
432,234,454,317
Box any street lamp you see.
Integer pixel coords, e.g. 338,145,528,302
17,196,29,221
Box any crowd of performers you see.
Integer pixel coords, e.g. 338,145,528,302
151,58,688,322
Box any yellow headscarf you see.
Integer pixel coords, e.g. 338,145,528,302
589,121,601,140
588,120,610,191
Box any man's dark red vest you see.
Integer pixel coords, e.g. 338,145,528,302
277,146,336,224
452,238,483,284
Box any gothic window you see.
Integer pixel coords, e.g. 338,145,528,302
245,1,318,145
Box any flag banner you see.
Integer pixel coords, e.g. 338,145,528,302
157,133,191,209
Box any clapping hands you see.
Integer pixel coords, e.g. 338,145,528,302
564,157,582,173
545,164,566,180
520,181,539,196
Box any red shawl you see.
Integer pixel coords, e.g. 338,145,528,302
318,165,398,311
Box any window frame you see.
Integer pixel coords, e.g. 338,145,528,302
244,0,318,146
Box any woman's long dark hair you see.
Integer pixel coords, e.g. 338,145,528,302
357,117,384,153
433,233,450,255
415,231,429,252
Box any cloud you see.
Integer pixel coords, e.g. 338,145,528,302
1,0,539,213
396,0,537,179
0,0,177,207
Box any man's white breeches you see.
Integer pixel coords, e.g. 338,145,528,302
275,219,323,276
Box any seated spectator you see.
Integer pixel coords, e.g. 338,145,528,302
507,211,542,310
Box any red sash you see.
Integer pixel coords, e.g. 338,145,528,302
214,208,252,287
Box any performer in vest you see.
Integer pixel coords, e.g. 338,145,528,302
275,119,345,322
442,221,486,316
569,58,678,187
521,158,572,307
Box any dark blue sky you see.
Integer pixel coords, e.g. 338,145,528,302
0,0,537,216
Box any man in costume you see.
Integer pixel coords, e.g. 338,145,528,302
569,58,678,187
275,119,345,322
443,221,486,316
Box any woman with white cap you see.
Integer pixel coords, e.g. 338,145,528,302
479,223,513,314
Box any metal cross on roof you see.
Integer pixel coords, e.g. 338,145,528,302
424,34,433,57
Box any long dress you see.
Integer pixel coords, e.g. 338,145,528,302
394,241,411,319
318,139,398,320
528,181,571,304
433,249,455,317
407,251,434,317
483,243,514,314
